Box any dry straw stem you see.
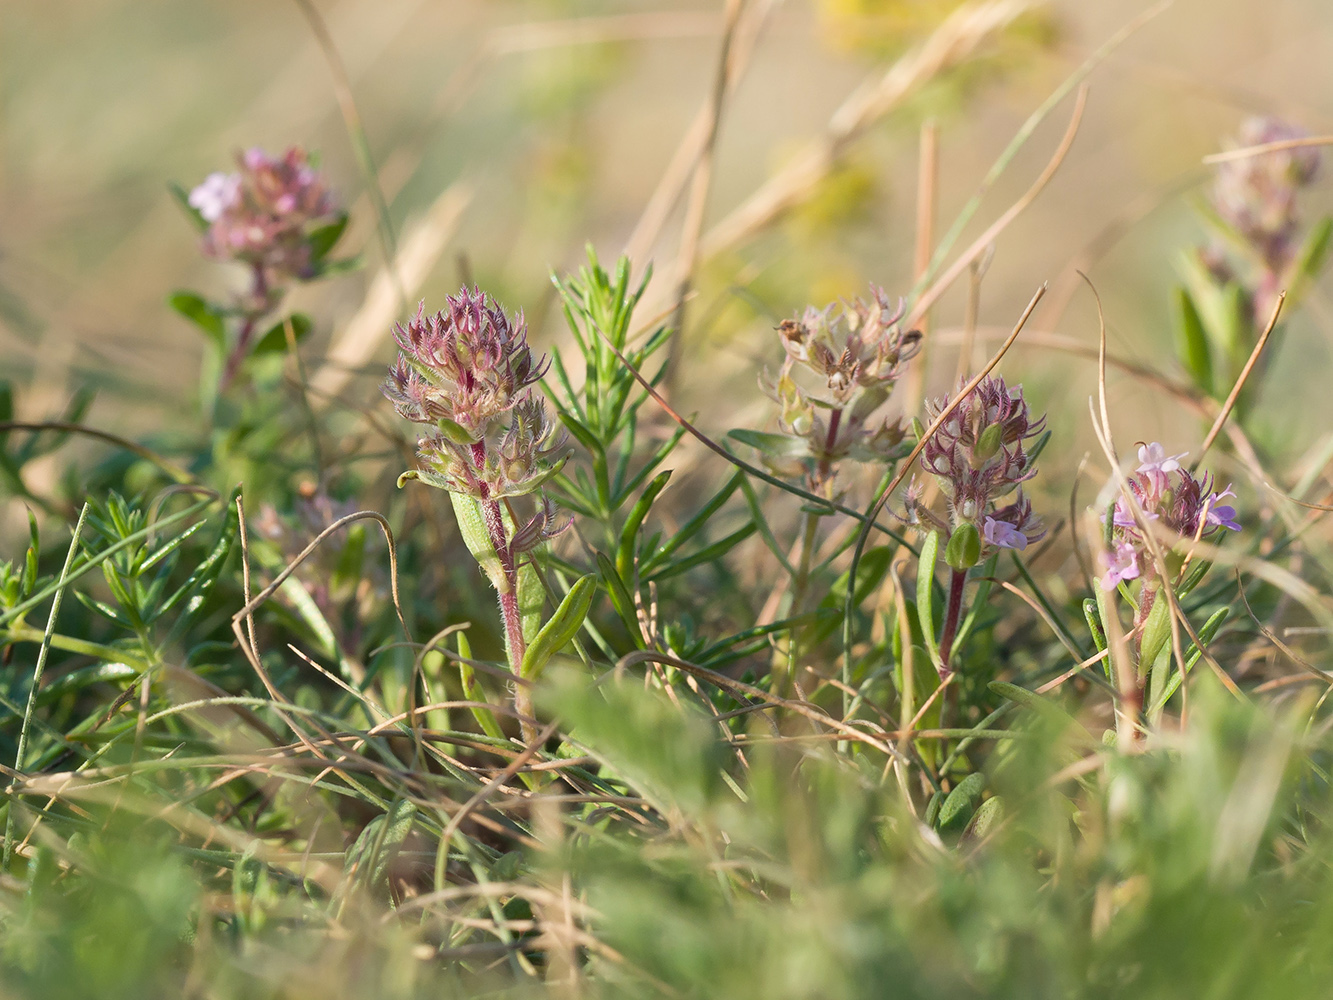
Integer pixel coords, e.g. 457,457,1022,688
1236,573,1333,684
906,83,1088,328
0,422,195,485
436,10,728,126
13,770,344,890
1203,134,1333,165
2,503,88,870
436,721,561,852
698,0,1037,261
902,119,940,416
308,181,473,403
624,1,775,265
668,0,749,361
230,502,413,781
294,0,401,272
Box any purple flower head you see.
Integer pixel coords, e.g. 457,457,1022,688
384,289,564,501
983,491,1045,552
922,375,1045,525
1205,485,1242,532
757,284,919,490
1100,540,1141,592
189,172,241,223
194,147,337,283
1102,443,1241,587
776,286,921,406
983,517,1027,551
1211,116,1320,271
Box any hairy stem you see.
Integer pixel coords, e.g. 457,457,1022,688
937,567,968,674
480,494,538,746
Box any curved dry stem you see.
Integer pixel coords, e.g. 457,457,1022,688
0,421,195,484
908,84,1088,327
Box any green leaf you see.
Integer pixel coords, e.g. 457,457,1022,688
989,681,1092,742
962,795,1004,841
1288,216,1333,304
1083,598,1107,654
1174,286,1214,395
643,522,756,584
1148,606,1231,715
726,428,812,461
312,254,363,277
596,551,644,647
347,799,416,890
457,631,505,741
1136,587,1172,681
168,292,227,350
945,523,981,570
449,492,506,591
253,313,313,355
937,772,985,829
306,212,349,261
616,470,671,581
924,789,943,827
436,417,478,445
916,530,943,671
539,667,728,817
522,574,597,680
21,510,39,597
516,561,543,651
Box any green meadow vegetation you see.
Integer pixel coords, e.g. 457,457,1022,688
5,2,1333,997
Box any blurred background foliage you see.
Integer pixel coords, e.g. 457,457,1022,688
5,0,1333,512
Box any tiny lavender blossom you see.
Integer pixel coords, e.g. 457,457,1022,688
759,286,920,493
1099,442,1240,592
383,289,568,744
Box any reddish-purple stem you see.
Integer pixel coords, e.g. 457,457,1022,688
936,567,968,676
219,264,271,395
474,442,537,744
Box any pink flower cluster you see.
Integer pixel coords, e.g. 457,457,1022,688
383,291,565,517
1211,117,1320,273
919,375,1045,553
1098,443,1240,591
189,147,336,288
761,286,920,489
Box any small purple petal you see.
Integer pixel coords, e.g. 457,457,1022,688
1136,442,1187,476
1207,504,1241,531
1099,541,1140,591
1206,485,1241,531
983,516,1028,551
188,172,240,222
